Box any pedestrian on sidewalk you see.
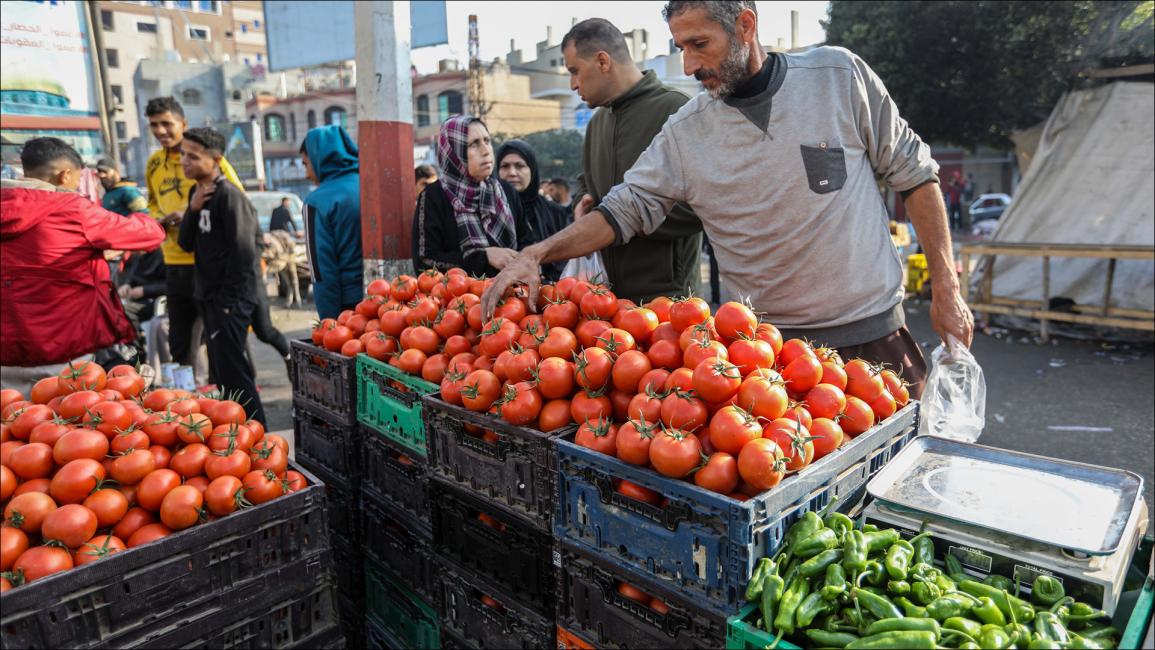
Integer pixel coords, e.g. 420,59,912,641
300,125,363,320
497,139,571,282
177,128,266,425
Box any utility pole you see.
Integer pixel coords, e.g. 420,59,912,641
84,2,117,161
354,1,415,283
468,14,486,120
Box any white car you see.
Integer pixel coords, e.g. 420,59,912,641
969,193,1012,223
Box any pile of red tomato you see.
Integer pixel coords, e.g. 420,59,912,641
0,363,306,591
309,268,910,502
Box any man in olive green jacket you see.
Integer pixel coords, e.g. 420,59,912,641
563,18,703,303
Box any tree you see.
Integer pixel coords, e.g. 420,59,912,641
823,1,1154,149
491,129,585,182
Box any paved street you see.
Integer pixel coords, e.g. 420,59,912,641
257,290,1155,517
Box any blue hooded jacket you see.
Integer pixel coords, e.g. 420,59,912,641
302,125,363,319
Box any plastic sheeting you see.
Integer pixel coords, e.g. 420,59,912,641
977,82,1154,312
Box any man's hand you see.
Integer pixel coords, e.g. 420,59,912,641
573,195,595,219
118,284,131,298
485,247,518,270
482,248,544,320
128,286,145,300
930,283,975,348
189,185,214,213
162,211,184,227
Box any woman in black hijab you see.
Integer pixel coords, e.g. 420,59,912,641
495,139,571,282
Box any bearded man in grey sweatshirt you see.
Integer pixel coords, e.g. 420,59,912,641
483,0,974,398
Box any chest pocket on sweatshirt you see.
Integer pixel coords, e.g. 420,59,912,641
800,142,847,194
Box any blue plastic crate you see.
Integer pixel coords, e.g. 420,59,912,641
554,402,918,614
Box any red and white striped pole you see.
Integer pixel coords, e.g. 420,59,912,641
354,1,415,285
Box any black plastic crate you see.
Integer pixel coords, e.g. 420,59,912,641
362,428,431,528
295,405,362,480
297,458,362,544
364,616,404,650
424,395,575,532
360,490,437,602
556,542,728,649
429,478,555,615
332,531,365,605
291,339,358,425
0,463,330,649
364,560,441,650
338,594,365,650
437,556,554,650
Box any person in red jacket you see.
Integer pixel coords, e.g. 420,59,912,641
0,137,165,386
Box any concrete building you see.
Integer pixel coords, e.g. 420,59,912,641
97,0,268,165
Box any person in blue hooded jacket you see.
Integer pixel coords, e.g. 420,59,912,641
300,125,363,320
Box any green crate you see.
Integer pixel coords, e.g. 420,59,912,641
364,558,440,650
356,354,439,459
727,536,1155,650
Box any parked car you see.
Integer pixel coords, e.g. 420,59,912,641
969,193,1012,223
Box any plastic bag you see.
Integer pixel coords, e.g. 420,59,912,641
918,334,986,442
560,252,605,282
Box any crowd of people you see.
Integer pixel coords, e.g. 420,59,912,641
0,0,975,422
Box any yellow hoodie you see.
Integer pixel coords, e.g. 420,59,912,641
145,146,243,265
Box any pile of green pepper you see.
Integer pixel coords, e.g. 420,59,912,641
744,514,1120,649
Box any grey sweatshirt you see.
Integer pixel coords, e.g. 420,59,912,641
599,46,939,347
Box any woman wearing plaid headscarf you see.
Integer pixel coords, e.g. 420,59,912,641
412,116,535,276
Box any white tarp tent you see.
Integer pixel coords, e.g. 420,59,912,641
977,81,1154,312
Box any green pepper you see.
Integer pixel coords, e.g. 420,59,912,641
864,617,940,635
842,606,871,631
863,528,901,554
1067,602,1109,629
1030,575,1065,606
825,512,855,539
944,616,983,639
806,629,860,648
857,560,887,588
801,548,844,579
934,572,957,594
887,580,911,596
1078,624,1119,641
844,529,869,574
885,540,916,580
796,528,841,559
823,563,848,601
910,562,938,581
957,643,982,650
945,554,968,582
1006,622,1034,648
773,575,810,636
984,574,1016,592
785,511,825,553
926,594,972,621
852,587,904,620
1033,611,1069,643
974,596,1008,626
911,532,935,566
746,557,774,601
959,580,1035,623
1028,639,1062,649
845,630,936,649
1066,635,1106,649
862,523,879,533
759,571,787,634
980,624,1014,649
798,590,838,628
895,596,927,618
911,581,941,606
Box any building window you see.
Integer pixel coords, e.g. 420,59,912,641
175,0,193,9
256,53,263,62
101,10,114,31
197,0,219,12
307,110,316,130
106,49,119,68
550,59,557,67
240,24,247,33
232,90,242,101
289,113,297,142
110,85,123,105
188,26,210,41
265,113,287,142
437,90,463,123
180,88,202,105
243,58,251,66
324,106,347,128
416,95,430,127
115,121,127,140
137,21,157,33
253,19,261,28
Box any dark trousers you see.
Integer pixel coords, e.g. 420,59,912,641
166,265,200,367
202,298,266,426
837,326,928,400
949,202,963,230
251,291,290,358
703,236,721,305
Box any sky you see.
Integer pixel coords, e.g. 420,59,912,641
409,1,831,74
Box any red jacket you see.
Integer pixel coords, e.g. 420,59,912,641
1,179,166,366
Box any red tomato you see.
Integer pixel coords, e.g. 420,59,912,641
611,350,652,394
83,488,130,528
574,417,618,456
763,419,815,471
112,506,156,541
538,399,573,432
461,370,501,412
727,338,776,377
49,458,106,505
127,522,173,548
645,339,683,370
820,361,849,390
4,492,57,534
708,405,762,455
570,390,611,424
735,373,789,422
659,391,708,432
713,302,757,341
241,469,285,505
497,382,543,426
737,438,787,490
695,452,740,494
573,347,613,391
14,545,73,582
692,358,743,404
809,418,845,460
616,419,658,466
649,429,702,478
613,307,659,346
160,485,203,530
869,389,898,421
615,480,662,506
804,384,847,421
840,396,875,437
669,297,710,332
41,503,98,548
844,359,885,403
1,526,29,572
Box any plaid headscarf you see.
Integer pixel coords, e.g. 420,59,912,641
436,115,516,261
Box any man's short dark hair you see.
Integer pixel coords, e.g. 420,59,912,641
21,137,83,176
183,127,226,154
95,158,118,172
145,96,185,119
561,18,632,64
281,197,291,203
662,1,758,35
549,177,570,192
415,164,438,182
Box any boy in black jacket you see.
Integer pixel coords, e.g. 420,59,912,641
177,128,266,425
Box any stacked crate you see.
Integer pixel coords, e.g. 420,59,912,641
289,339,364,646
355,354,443,648
551,403,922,648
422,395,575,649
